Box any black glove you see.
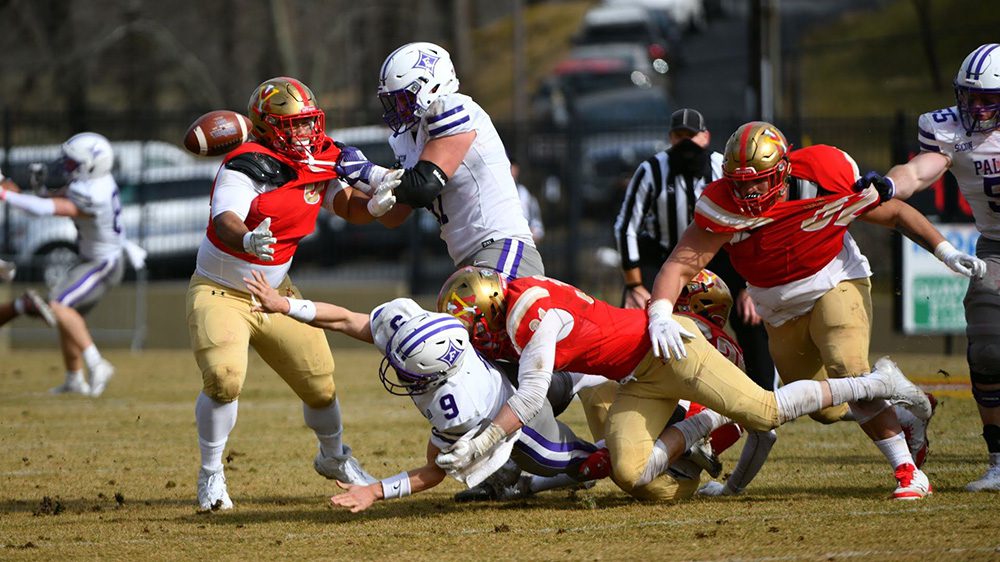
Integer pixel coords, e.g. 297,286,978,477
853,170,895,203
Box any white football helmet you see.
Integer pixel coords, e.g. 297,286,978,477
377,42,460,134
61,132,114,180
955,43,1000,134
379,311,470,396
370,297,426,350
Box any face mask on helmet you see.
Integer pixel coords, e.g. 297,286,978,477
378,313,470,396
437,266,508,359
378,42,460,135
955,44,1000,135
675,269,733,329
723,121,791,216
60,132,114,181
248,77,326,157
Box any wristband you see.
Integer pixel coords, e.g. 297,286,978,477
647,299,674,317
284,297,317,323
380,471,411,499
933,240,958,261
471,423,507,456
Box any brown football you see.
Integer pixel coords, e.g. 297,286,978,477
183,110,253,157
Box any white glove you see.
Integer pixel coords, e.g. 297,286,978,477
697,480,736,496
366,169,403,217
934,241,987,279
435,423,505,472
242,217,276,262
647,299,695,360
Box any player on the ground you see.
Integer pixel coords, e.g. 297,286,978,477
862,43,1000,492
242,271,610,511
188,76,404,511
647,121,984,499
436,266,932,501
0,133,126,397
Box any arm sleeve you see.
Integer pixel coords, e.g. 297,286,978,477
506,310,571,424
614,160,654,270
1,190,56,216
211,168,263,220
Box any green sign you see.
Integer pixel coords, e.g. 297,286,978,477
909,276,968,332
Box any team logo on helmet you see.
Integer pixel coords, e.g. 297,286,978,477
414,51,440,72
438,341,462,366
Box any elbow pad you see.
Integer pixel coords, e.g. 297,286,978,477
395,160,448,208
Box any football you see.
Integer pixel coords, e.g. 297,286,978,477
183,110,253,157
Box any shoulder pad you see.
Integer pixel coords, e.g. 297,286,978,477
225,152,296,185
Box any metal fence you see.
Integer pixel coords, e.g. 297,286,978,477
0,109,940,348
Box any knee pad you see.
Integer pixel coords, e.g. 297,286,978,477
846,400,889,425
968,340,1000,385
809,403,852,425
204,365,244,403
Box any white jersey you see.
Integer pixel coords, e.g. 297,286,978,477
918,106,1000,241
67,175,125,262
387,93,534,264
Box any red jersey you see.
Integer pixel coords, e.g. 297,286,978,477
694,145,880,288
676,312,744,371
504,276,650,380
206,139,342,265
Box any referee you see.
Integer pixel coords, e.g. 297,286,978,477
613,108,775,389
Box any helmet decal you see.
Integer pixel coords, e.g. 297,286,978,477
414,51,440,72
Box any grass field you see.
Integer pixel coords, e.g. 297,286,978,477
1,349,998,561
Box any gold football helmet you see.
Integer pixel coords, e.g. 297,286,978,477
247,77,325,157
676,269,733,329
437,266,509,357
723,121,791,215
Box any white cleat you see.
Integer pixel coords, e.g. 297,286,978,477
0,259,16,282
88,359,115,397
898,393,937,468
50,374,91,395
197,467,234,511
892,463,931,500
966,463,1000,492
870,357,933,420
22,289,57,327
313,444,376,485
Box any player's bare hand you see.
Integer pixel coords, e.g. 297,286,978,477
623,284,651,309
736,290,761,325
330,481,377,513
244,270,288,314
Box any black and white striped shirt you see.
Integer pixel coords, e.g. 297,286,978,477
614,149,724,269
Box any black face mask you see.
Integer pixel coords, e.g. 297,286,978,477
668,138,709,178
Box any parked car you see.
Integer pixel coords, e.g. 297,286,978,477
573,5,682,69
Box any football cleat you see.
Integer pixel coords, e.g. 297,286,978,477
869,357,933,420
687,438,723,478
88,359,115,397
21,289,57,327
892,463,931,500
313,444,377,486
197,467,233,511
493,475,534,501
49,373,91,395
965,463,1000,492
579,447,612,480
899,393,937,468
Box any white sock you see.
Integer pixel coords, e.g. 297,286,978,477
873,432,913,469
673,409,731,450
303,398,344,459
636,439,670,488
82,344,103,371
827,376,888,405
526,473,578,494
195,392,238,472
774,380,825,424
65,370,85,385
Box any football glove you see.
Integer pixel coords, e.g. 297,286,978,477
366,169,403,218
647,299,695,361
242,217,276,262
934,241,987,278
853,170,895,203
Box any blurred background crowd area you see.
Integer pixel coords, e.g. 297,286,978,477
0,0,995,347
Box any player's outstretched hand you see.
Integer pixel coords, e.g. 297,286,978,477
647,299,695,361
935,241,988,279
330,480,377,513
244,270,288,314
367,169,403,217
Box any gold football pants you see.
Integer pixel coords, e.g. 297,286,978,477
765,278,872,424
186,275,336,408
606,314,779,501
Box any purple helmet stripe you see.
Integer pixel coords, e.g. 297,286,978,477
427,105,465,124
401,321,465,356
918,141,941,153
56,259,114,307
973,44,1000,79
428,115,470,137
380,44,411,83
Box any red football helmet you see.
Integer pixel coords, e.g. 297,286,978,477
247,77,326,157
723,121,791,216
675,269,733,329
